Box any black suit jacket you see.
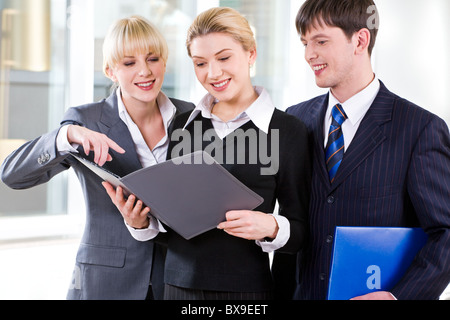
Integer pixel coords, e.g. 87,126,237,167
287,81,450,300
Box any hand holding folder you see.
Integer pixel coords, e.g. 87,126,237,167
72,151,264,240
102,182,152,230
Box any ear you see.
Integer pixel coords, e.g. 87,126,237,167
106,66,117,82
354,28,371,56
248,46,257,66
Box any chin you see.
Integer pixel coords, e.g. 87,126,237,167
315,80,329,89
315,78,336,90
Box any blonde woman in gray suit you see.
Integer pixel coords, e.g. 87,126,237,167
1,16,194,300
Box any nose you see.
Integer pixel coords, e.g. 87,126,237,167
208,61,222,79
138,62,152,77
304,44,318,63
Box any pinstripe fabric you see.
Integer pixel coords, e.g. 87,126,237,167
287,81,450,300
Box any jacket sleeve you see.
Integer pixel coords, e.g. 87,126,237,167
0,106,86,190
392,116,450,300
0,127,72,189
275,116,312,254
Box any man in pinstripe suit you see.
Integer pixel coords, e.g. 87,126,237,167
287,0,449,300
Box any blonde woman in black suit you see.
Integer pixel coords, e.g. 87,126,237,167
118,7,311,300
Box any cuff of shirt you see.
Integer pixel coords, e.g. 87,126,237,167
256,214,290,253
124,216,167,242
56,125,80,154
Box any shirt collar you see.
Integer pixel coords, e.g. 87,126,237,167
183,86,275,134
116,87,176,131
327,76,381,126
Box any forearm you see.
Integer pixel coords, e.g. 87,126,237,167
1,128,70,189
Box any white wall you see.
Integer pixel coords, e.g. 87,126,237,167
285,0,450,127
374,0,450,125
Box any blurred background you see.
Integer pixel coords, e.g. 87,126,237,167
0,0,448,299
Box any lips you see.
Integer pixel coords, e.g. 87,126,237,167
312,64,328,75
135,80,155,90
211,79,231,91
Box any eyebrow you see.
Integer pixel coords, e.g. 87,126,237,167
192,48,232,59
301,33,330,42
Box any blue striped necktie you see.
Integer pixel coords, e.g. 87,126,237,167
325,104,348,183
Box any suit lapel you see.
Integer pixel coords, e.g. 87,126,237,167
98,92,143,175
330,82,394,190
310,95,331,188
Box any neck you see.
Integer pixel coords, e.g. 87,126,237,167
331,62,375,103
213,84,258,121
121,94,160,127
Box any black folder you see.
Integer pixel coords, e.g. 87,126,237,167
71,151,264,239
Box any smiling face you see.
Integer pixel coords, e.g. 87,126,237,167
107,52,166,108
189,32,257,106
301,23,357,92
102,16,168,109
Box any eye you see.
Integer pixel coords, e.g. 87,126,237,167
219,56,230,62
318,40,327,46
193,60,206,68
124,61,135,67
148,56,160,63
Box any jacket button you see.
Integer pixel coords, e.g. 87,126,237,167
326,235,333,243
37,153,50,165
327,196,335,204
319,273,326,281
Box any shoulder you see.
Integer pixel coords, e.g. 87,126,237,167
286,94,328,129
169,98,195,114
61,98,109,126
61,90,119,125
271,109,307,132
381,83,447,130
170,109,195,133
286,94,328,115
270,109,310,149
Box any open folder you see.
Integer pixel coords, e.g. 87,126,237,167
327,227,428,300
71,151,264,240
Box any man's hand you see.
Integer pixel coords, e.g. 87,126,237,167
350,291,397,300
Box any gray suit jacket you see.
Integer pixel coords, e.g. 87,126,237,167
0,91,194,300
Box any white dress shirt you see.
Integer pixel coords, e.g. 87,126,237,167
184,86,275,138
181,86,290,253
324,76,381,151
57,88,176,238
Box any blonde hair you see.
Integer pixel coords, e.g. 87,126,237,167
103,15,169,77
186,7,256,57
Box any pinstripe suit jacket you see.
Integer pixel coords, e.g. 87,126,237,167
286,81,450,300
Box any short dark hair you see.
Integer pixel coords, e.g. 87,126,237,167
296,0,379,56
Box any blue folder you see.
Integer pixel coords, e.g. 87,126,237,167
327,227,428,300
